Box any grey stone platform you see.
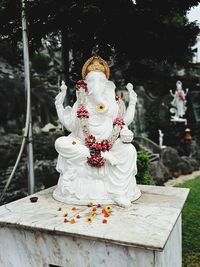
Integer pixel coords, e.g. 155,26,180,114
0,185,189,267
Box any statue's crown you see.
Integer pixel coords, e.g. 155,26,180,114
82,55,110,79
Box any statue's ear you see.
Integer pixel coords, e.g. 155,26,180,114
106,80,116,91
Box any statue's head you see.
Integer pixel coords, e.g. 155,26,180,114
176,80,182,90
82,55,110,80
80,55,115,102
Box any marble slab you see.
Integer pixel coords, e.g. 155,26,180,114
0,185,189,251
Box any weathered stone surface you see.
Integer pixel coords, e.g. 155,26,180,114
0,185,189,251
150,161,172,185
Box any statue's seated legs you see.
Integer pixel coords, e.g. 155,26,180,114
55,136,90,162
105,139,139,207
54,136,140,207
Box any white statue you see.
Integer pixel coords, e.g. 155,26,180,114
170,81,188,120
158,129,166,149
53,55,141,208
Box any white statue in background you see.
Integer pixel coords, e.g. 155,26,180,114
158,129,164,148
53,55,141,207
170,81,188,120
158,129,166,149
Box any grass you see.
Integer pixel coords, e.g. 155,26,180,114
176,176,200,267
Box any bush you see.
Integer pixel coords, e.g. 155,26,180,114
136,151,153,185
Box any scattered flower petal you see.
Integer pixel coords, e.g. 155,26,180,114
105,206,113,213
70,219,76,224
86,217,93,223
102,209,106,214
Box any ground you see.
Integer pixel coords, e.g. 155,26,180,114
175,176,200,267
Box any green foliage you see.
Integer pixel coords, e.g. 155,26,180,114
31,53,51,74
176,176,200,267
136,151,153,185
0,76,57,131
0,0,199,87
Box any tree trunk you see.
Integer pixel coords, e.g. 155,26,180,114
61,28,71,106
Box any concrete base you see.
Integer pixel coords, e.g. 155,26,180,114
0,185,189,267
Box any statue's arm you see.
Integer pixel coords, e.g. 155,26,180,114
55,81,75,132
169,90,175,97
124,83,137,126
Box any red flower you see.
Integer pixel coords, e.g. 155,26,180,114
87,154,105,168
102,219,107,224
85,135,96,148
90,142,102,151
104,212,109,218
101,140,112,152
92,207,97,212
76,215,81,219
75,80,88,92
113,117,125,128
102,209,106,214
64,218,68,223
77,106,89,119
97,204,101,208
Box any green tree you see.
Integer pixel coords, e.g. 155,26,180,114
0,0,199,87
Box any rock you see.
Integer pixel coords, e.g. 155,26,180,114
0,132,62,204
150,161,172,185
190,140,200,163
176,161,192,175
161,147,182,176
181,156,200,171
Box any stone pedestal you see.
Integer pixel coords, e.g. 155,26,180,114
0,185,189,267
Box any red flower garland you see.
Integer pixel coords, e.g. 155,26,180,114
75,80,125,168
84,135,112,167
113,117,125,128
87,154,105,168
75,80,88,92
77,106,89,118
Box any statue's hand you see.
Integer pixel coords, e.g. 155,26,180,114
103,151,119,166
126,83,137,104
55,81,67,106
65,105,71,112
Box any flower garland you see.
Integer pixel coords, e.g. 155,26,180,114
76,80,125,168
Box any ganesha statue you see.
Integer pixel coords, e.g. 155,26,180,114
53,55,141,207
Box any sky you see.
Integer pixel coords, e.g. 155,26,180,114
187,4,200,62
